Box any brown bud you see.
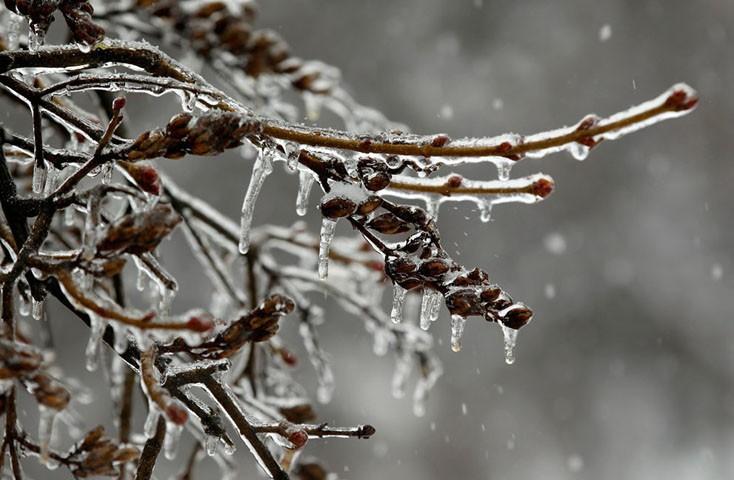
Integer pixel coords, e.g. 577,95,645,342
320,196,357,219
446,174,463,188
431,134,451,147
501,304,533,329
356,195,382,215
532,177,555,199
366,213,410,235
288,429,309,448
362,171,391,191
418,258,451,277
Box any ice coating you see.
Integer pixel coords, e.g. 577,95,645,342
238,147,274,254
317,218,337,280
390,284,408,324
296,169,316,216
450,315,467,352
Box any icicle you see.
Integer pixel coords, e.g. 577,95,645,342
317,218,337,280
31,297,44,321
496,158,513,181
303,91,324,121
412,358,443,417
205,434,219,456
38,406,59,469
567,141,590,161
18,293,30,317
143,404,161,439
391,352,413,399
101,163,113,184
479,200,493,223
28,23,46,51
419,289,441,330
158,286,176,318
7,13,21,50
372,329,389,356
164,422,183,460
32,163,47,194
85,314,107,372
299,321,335,404
295,170,315,216
425,197,439,220
390,284,407,324
499,322,518,365
238,148,273,254
136,261,147,291
450,315,467,352
64,206,75,226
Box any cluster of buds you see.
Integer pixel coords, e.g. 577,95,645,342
96,203,181,256
126,112,261,160
3,0,104,46
197,294,295,358
68,426,139,478
0,340,71,409
118,160,161,196
136,0,333,93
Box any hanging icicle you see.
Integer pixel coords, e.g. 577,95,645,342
238,146,273,254
317,218,337,280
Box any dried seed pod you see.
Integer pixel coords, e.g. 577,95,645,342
319,196,357,219
96,203,181,255
365,213,411,235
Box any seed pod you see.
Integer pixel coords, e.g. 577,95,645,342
501,304,533,329
319,196,357,219
366,213,410,235
356,195,382,215
418,258,451,277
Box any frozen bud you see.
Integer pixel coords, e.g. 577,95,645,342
186,315,215,333
80,426,106,451
431,134,451,147
446,174,463,188
467,268,490,283
30,374,71,410
320,196,357,219
358,157,392,191
111,96,126,112
532,177,555,199
385,257,417,275
366,213,411,235
356,195,383,215
491,294,513,311
112,446,140,463
96,204,181,255
446,289,482,317
575,115,601,148
419,258,451,277
664,86,699,111
122,161,161,196
166,113,194,138
480,285,502,302
288,429,309,449
165,402,189,425
362,171,391,191
501,304,533,329
280,348,298,366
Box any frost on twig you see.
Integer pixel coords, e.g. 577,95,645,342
0,2,697,478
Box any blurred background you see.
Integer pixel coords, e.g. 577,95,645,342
12,0,734,479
